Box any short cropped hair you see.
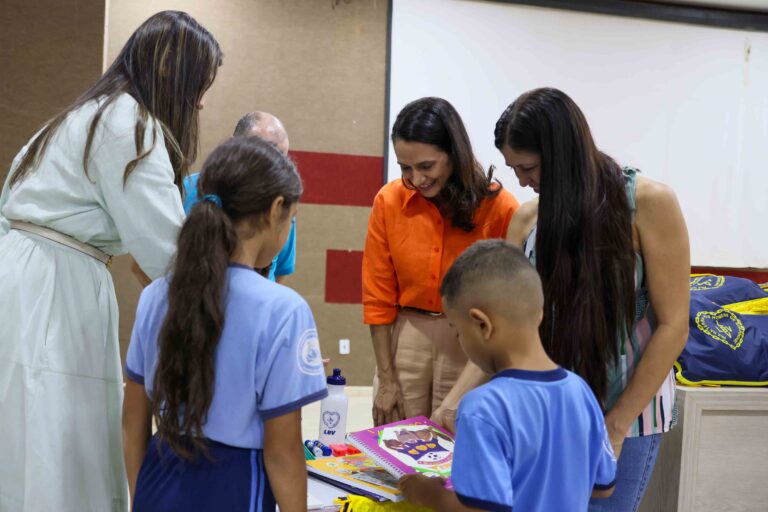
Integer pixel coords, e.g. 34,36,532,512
441,239,543,315
233,112,263,137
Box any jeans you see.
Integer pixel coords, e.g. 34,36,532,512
588,433,663,512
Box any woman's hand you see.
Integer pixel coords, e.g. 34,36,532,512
604,410,630,461
130,257,152,287
430,362,489,433
430,405,457,433
370,324,404,426
373,375,405,426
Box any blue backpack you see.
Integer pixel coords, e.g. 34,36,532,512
676,292,768,386
689,274,767,305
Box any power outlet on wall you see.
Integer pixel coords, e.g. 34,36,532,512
339,339,350,355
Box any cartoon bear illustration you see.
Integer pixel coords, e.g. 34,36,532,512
382,428,452,466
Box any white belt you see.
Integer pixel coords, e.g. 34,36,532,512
9,220,113,267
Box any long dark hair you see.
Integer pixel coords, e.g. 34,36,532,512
11,11,222,191
152,136,302,458
495,88,635,404
392,97,500,231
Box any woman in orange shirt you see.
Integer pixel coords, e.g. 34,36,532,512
363,97,519,426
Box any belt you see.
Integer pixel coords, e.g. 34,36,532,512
401,306,444,317
10,220,113,267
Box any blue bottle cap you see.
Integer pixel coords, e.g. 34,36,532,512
327,368,346,385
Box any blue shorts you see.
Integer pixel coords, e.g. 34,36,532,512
133,435,275,512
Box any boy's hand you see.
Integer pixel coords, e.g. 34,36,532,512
398,474,446,507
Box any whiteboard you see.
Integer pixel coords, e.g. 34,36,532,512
388,0,768,268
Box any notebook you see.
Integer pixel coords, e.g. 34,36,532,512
346,417,454,487
306,454,402,502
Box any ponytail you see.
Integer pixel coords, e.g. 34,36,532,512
151,136,301,458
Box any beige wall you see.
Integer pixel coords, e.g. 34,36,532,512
0,0,105,180
106,0,388,384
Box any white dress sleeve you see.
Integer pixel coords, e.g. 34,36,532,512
0,137,35,236
0,174,12,236
91,113,185,279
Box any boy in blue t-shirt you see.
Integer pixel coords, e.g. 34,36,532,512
399,240,616,512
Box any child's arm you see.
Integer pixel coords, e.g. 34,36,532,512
263,409,307,512
399,475,484,512
122,379,152,502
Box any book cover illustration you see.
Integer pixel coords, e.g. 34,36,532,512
306,454,402,501
347,417,454,486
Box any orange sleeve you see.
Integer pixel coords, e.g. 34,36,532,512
362,191,399,325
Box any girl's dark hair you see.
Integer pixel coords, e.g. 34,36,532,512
495,87,635,404
392,97,500,231
152,136,302,459
11,11,222,191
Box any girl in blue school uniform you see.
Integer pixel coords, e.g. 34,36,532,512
122,135,328,512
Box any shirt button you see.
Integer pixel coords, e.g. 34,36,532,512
427,300,433,305
431,275,437,280
433,248,439,253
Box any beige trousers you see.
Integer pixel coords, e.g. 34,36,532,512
375,310,468,419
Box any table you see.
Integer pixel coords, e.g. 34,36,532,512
639,385,768,512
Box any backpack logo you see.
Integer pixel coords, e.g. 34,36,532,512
696,308,745,350
690,275,725,291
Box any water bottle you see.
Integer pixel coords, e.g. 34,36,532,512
318,368,348,446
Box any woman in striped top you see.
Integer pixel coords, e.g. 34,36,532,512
501,88,689,511
437,88,690,512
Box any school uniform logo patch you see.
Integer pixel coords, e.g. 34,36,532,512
298,329,324,375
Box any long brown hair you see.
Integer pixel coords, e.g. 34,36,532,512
152,136,302,459
392,97,500,231
11,11,222,191
495,88,635,404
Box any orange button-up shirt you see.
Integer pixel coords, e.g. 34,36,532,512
362,180,519,325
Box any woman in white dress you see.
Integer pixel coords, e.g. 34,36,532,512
0,11,222,511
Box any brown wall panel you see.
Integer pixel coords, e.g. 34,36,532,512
106,0,388,158
106,1,389,385
289,203,375,384
0,0,105,180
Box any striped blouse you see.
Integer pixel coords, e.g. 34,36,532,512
523,168,676,437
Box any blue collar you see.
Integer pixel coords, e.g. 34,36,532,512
492,367,568,382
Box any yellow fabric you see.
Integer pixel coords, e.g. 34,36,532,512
675,361,768,387
335,496,431,512
722,297,768,315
